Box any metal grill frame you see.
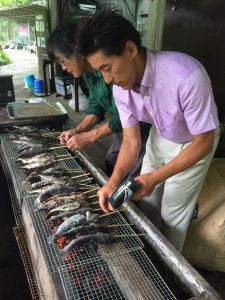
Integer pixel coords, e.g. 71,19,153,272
14,225,44,300
0,131,181,300
0,147,23,225
58,248,178,300
1,136,144,274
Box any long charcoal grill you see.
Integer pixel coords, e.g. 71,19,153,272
0,130,222,300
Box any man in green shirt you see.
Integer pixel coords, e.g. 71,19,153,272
47,22,150,176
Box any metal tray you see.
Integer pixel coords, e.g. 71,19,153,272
7,101,67,120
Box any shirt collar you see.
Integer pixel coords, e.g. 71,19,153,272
140,50,156,89
93,70,103,78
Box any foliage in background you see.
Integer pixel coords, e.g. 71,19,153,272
0,0,32,6
0,49,11,64
0,17,8,42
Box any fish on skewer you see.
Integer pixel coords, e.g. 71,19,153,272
19,158,57,169
48,211,99,244
17,148,53,158
49,223,109,245
47,202,94,219
26,165,70,183
31,175,88,190
60,232,113,258
9,132,58,144
38,193,89,210
14,141,45,153
12,135,58,148
48,207,95,222
9,125,40,134
34,185,79,209
17,153,60,164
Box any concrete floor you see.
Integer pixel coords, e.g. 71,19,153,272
1,48,225,300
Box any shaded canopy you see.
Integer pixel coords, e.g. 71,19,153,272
0,1,47,19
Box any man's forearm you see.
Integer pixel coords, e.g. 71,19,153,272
74,114,99,133
108,126,141,186
88,122,114,142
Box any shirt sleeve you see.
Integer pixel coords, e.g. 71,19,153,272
179,67,219,135
84,77,105,121
113,86,138,128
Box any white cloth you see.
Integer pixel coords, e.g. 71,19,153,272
138,126,220,251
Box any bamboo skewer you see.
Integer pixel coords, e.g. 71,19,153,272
78,183,98,188
106,223,134,228
65,169,88,173
57,156,77,162
98,208,126,219
88,194,98,199
41,131,61,135
47,145,68,150
41,131,61,136
71,173,90,179
78,178,93,183
89,201,99,205
113,233,145,238
82,187,99,194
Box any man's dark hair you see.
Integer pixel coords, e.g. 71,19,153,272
47,21,79,61
76,10,142,57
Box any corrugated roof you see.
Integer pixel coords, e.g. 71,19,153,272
0,1,47,18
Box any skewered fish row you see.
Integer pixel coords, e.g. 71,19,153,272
17,153,71,170
48,211,99,245
38,193,89,210
26,165,86,184
60,233,114,258
31,173,90,190
9,127,139,264
47,207,95,222
34,185,80,209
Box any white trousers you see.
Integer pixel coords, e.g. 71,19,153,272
138,126,220,252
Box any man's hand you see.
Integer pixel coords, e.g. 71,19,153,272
66,131,93,150
132,172,158,201
97,181,118,212
59,128,77,145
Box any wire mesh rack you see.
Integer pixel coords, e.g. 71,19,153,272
14,225,44,300
0,147,23,225
58,248,178,300
1,129,178,300
1,134,144,274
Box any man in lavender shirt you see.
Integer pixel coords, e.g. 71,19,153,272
76,10,220,251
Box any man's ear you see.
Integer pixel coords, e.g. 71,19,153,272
125,41,138,58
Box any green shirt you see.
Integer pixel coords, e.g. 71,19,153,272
82,71,122,133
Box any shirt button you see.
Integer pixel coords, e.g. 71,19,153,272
144,96,148,100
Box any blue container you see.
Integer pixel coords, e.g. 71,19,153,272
33,79,44,94
24,74,35,89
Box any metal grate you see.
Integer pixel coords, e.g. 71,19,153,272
24,196,144,273
1,131,178,300
0,147,23,225
14,225,44,300
58,249,177,300
1,135,144,274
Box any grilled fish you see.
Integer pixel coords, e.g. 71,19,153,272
48,211,99,244
34,185,79,209
60,233,113,257
48,207,94,222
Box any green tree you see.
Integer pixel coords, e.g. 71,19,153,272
0,0,32,7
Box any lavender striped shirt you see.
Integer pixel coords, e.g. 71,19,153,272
113,50,219,143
